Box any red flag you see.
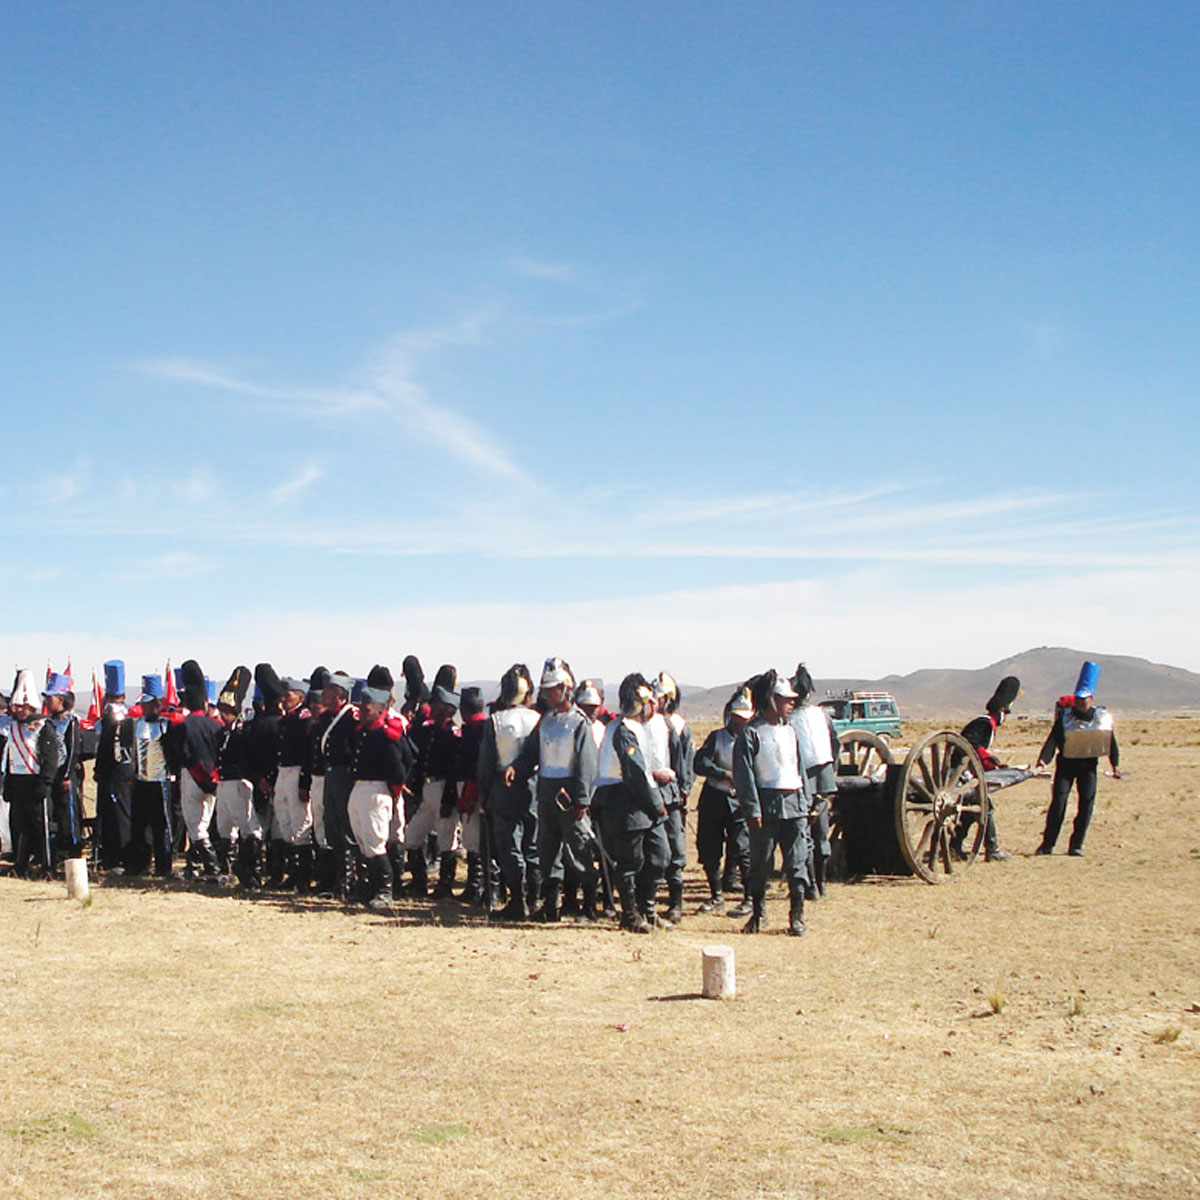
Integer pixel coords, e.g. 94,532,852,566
165,658,179,708
83,668,103,730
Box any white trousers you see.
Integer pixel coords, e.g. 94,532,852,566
180,773,216,845
460,808,484,855
273,765,312,845
401,779,461,853
348,780,401,858
309,776,328,849
216,779,262,841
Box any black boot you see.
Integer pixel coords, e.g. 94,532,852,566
698,865,724,913
741,891,766,934
337,846,357,902
458,853,484,903
637,876,663,928
314,848,337,897
617,877,649,933
664,881,684,925
431,852,457,899
788,893,807,936
560,873,580,918
525,871,543,919
813,853,828,898
407,850,429,897
576,878,599,924
267,838,287,888
491,890,527,922
291,845,313,894
236,836,263,890
538,881,561,923
366,854,394,911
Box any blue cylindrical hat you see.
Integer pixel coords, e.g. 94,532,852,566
140,674,165,702
205,678,218,704
173,667,185,690
44,672,72,697
351,678,367,705
104,659,125,696
1074,661,1100,698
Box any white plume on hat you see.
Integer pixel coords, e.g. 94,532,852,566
10,669,38,709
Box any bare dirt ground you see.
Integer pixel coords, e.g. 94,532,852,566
1,718,1197,1200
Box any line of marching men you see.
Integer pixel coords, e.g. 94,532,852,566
0,656,850,935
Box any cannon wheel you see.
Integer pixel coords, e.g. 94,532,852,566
837,729,894,780
893,731,990,883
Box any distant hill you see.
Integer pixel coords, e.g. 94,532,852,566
678,648,1200,721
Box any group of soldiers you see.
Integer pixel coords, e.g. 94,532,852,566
0,653,1120,935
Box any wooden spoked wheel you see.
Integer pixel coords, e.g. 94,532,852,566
837,729,894,781
894,731,990,883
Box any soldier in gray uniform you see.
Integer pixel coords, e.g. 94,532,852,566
788,664,840,899
591,673,668,933
508,658,598,923
693,687,754,915
477,664,540,921
652,672,693,924
733,669,811,936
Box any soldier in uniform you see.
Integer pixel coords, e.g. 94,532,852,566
955,675,1021,862
2,669,57,876
693,687,754,915
317,671,359,899
212,666,258,886
275,675,315,892
789,664,840,898
591,673,668,933
455,686,490,905
652,672,692,924
246,664,285,886
347,673,412,910
477,664,540,921
733,670,811,936
509,658,599,923
175,660,222,881
93,659,133,870
403,665,461,898
1035,661,1119,857
43,672,86,863
120,675,177,877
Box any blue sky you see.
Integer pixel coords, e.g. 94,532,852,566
2,2,1198,687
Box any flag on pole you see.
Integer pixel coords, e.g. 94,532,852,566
83,668,103,730
165,659,179,708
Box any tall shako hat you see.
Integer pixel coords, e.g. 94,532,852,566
103,660,125,696
44,672,72,697
575,678,602,707
205,678,218,705
460,685,484,714
307,666,330,704
1074,661,1100,699
402,655,429,706
540,657,574,691
618,672,653,717
986,675,1021,716
363,664,395,707
431,663,459,708
139,674,165,703
498,664,532,707
180,660,208,712
791,663,815,704
254,663,284,714
10,669,38,709
218,665,252,712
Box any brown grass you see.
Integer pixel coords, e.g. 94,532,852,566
1,719,1198,1199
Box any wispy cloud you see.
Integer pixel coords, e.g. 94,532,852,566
269,466,324,505
509,253,577,283
135,312,533,489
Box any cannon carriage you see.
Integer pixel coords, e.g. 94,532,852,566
830,728,1034,883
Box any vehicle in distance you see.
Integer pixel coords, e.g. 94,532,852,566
818,691,902,740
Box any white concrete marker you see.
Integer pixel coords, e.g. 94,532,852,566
64,857,89,901
702,944,736,999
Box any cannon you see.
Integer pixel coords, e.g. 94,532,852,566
830,728,1034,883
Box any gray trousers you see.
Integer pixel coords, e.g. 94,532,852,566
536,779,597,888
748,816,811,896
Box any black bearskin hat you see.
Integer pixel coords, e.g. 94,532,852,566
254,663,283,713
218,665,251,712
986,676,1021,716
180,659,208,713
402,655,428,705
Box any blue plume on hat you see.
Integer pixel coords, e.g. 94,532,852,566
103,660,125,696
1074,661,1100,698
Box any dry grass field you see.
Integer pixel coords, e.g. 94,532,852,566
1,718,1198,1200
